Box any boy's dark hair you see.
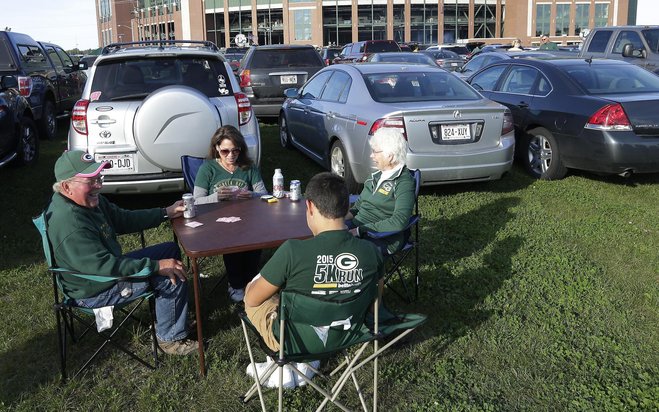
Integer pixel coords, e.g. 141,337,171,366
304,172,349,219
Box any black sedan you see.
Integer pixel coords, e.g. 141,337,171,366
467,58,659,179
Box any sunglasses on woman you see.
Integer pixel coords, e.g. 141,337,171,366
219,148,241,156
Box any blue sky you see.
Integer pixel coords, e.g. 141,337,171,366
1,0,98,51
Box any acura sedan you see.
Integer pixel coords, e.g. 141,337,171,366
467,58,659,179
279,63,515,192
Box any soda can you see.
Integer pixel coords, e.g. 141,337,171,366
289,180,301,202
182,193,196,218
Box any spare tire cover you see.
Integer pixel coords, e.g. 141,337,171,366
134,85,221,170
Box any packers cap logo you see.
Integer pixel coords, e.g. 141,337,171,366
81,153,95,163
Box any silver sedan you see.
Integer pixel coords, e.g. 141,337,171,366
279,63,515,192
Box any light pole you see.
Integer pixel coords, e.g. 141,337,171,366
116,24,133,42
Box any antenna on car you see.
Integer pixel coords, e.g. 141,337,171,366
585,56,593,65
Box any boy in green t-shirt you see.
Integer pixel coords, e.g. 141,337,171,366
244,172,384,353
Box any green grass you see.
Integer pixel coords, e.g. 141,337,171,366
1,121,657,411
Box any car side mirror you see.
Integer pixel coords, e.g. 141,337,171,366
621,43,644,58
284,88,299,98
78,61,89,70
0,75,18,90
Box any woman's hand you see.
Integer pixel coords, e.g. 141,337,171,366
236,189,252,199
216,185,242,200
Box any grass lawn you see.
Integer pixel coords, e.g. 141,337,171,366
1,122,657,411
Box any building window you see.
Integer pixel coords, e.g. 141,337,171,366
411,3,438,44
535,3,551,37
443,2,469,43
555,3,570,36
594,3,609,27
323,5,352,46
474,1,496,39
358,4,387,41
294,9,312,41
575,3,589,36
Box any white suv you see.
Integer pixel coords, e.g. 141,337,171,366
68,40,260,194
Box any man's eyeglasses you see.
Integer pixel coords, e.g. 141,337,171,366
219,148,241,156
70,175,104,186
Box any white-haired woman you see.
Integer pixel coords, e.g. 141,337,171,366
345,127,415,254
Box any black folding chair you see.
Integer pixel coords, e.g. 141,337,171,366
32,211,158,382
351,169,421,303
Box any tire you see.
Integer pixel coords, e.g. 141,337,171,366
16,117,39,166
39,99,57,141
523,127,567,180
279,114,292,149
330,140,360,193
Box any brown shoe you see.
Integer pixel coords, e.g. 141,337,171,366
158,338,197,355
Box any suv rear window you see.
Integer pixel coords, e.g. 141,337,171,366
90,57,232,102
363,41,400,53
250,49,323,69
365,71,480,102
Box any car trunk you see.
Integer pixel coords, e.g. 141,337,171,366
398,101,506,153
610,94,659,136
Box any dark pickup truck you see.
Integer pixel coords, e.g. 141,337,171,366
0,31,86,140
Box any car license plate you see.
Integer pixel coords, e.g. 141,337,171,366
95,153,135,173
281,75,297,84
441,124,471,140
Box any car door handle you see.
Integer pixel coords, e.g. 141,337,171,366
517,102,529,108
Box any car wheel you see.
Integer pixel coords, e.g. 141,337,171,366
524,127,567,180
279,114,292,149
39,100,57,141
17,117,39,166
330,140,359,193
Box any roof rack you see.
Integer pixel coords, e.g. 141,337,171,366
101,40,219,55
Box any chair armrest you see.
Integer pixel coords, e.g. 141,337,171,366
363,214,420,239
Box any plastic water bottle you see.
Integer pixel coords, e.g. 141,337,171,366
273,168,284,198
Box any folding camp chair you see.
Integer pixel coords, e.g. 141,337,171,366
239,284,426,411
351,169,421,303
32,211,159,382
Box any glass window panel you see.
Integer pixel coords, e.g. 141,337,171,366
536,4,551,37
575,4,589,36
555,4,570,36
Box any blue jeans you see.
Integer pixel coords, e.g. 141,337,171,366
75,242,189,342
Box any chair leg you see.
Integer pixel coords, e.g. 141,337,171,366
149,296,159,368
54,305,68,383
240,319,268,411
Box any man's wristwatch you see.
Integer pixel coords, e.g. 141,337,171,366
161,207,169,220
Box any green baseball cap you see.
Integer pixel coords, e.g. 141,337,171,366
54,150,111,182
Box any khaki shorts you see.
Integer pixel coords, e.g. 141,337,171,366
245,295,280,351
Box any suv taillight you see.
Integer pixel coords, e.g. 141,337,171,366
239,69,251,88
18,76,32,97
235,92,252,125
368,116,407,139
585,103,632,131
71,99,90,135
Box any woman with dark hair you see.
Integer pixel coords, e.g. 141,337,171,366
193,125,267,302
193,125,266,204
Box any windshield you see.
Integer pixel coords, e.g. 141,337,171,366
364,71,481,102
562,63,659,94
90,56,232,102
250,49,323,69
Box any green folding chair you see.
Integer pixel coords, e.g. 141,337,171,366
239,283,426,411
32,210,159,382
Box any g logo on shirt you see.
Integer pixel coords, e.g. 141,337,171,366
335,253,358,270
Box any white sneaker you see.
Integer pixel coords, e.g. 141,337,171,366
246,357,296,389
228,286,245,303
292,360,320,386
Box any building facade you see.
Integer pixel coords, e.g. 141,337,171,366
96,0,633,50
